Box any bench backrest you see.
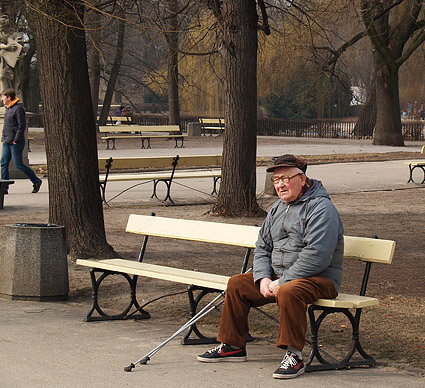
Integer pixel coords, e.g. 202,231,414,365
109,116,132,122
343,236,395,264
126,215,395,265
98,125,180,133
126,214,259,248
98,155,222,170
199,118,225,126
422,145,425,154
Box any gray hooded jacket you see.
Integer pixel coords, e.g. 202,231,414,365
253,179,344,292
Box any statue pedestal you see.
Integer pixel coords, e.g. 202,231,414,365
0,106,31,179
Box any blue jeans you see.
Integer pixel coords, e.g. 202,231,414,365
1,142,41,188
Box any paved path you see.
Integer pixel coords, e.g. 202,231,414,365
0,137,424,386
2,137,423,212
0,298,423,388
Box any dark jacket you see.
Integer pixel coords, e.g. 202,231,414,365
2,102,26,144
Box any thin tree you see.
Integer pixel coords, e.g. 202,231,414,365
98,2,126,125
27,0,116,259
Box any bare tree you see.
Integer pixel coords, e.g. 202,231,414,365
98,2,126,124
360,0,425,146
208,0,269,216
27,0,116,259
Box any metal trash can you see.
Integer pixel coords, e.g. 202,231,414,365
264,157,278,196
0,223,69,301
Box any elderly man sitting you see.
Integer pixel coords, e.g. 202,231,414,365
197,154,344,379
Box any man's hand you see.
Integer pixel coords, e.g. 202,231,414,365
259,278,274,298
268,279,281,296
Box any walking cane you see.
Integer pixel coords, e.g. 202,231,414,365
124,291,225,372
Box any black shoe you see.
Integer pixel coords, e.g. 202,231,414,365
273,351,305,379
197,344,247,363
32,180,42,193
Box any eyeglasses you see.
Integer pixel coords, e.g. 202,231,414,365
271,173,303,184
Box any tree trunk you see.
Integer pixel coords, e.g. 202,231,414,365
359,0,424,146
30,0,116,259
165,0,181,128
212,0,264,217
99,7,126,125
88,10,101,120
372,53,404,145
20,44,37,111
354,77,376,138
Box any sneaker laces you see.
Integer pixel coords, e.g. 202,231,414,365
207,343,225,354
279,352,298,369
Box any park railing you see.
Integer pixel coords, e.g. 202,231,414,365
30,112,425,142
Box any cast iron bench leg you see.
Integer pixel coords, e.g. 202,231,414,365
181,285,220,345
85,268,150,322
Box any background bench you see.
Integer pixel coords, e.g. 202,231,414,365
98,125,184,150
404,145,425,184
98,155,222,204
0,179,14,209
77,214,395,371
199,118,225,136
97,116,132,125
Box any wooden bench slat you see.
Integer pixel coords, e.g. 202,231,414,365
403,161,425,166
126,214,260,248
99,170,221,183
98,155,222,170
343,236,395,264
76,259,229,290
98,125,180,133
313,293,379,309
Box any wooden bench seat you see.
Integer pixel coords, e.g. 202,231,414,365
76,260,230,291
99,125,184,150
77,213,395,372
98,155,222,205
199,118,225,136
404,145,425,184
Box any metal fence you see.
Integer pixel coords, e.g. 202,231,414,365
30,113,425,142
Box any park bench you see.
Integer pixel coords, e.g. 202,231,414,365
77,213,396,372
0,179,14,210
98,125,184,150
404,145,425,184
98,154,222,205
199,118,225,136
97,116,132,125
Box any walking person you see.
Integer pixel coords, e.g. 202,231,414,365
197,154,344,379
1,88,42,193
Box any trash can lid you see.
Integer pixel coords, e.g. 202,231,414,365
14,223,58,228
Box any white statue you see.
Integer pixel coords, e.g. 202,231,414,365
0,15,23,100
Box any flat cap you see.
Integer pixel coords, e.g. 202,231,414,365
266,154,307,173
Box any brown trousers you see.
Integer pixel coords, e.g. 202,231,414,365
217,273,337,351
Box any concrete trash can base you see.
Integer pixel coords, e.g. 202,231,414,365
0,223,69,301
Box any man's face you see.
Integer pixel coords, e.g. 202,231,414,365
272,166,306,204
1,94,11,105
